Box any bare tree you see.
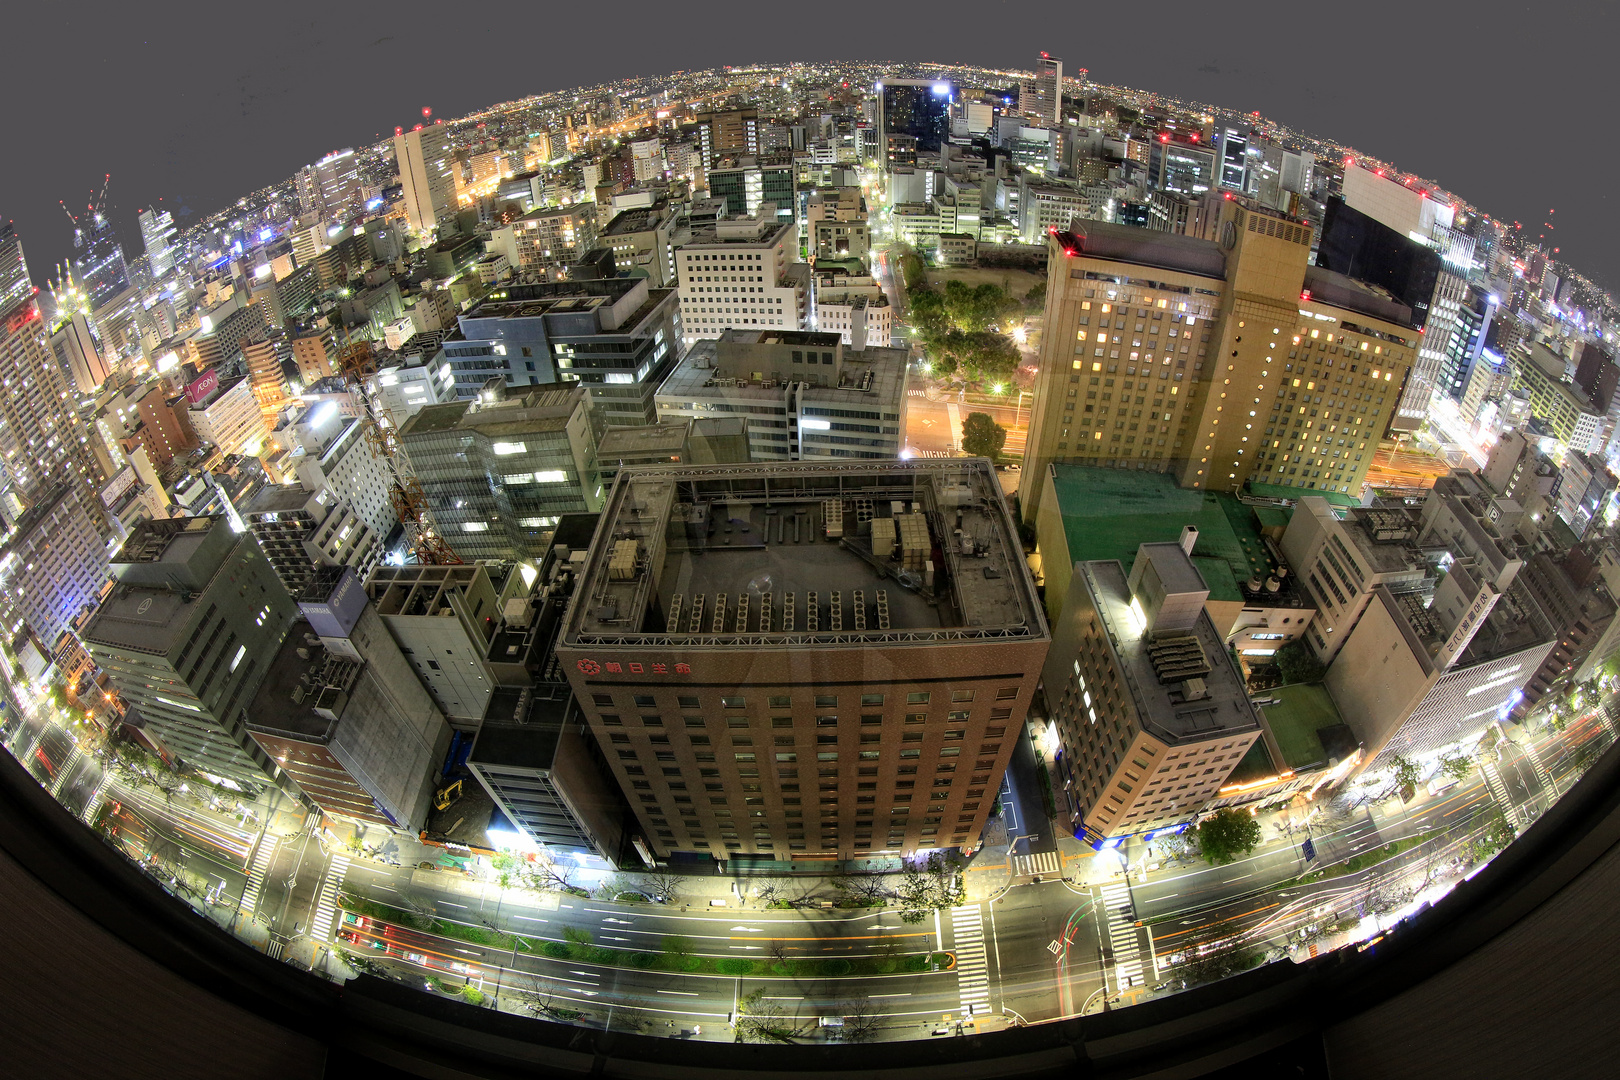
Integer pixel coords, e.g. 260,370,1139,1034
735,987,804,1043
395,888,439,930
833,993,882,1043
526,852,580,893
637,872,681,903
833,873,890,905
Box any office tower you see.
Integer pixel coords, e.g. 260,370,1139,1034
1020,199,1420,525
1148,135,1216,197
674,208,807,343
451,277,681,426
365,563,506,729
706,157,796,225
1333,167,1471,424
1042,538,1263,841
1322,573,1552,767
81,517,298,790
285,404,398,545
1214,127,1249,191
1514,342,1604,454
187,376,265,456
397,384,601,561
876,79,953,170
556,459,1049,861
489,203,598,278
1279,478,1552,770
695,108,759,166
466,516,634,861
1437,290,1495,404
0,226,101,520
601,203,678,288
1018,177,1085,241
1031,53,1062,128
244,566,453,833
72,211,131,311
0,483,111,646
138,208,177,279
242,482,384,595
298,149,362,224
656,329,909,461
291,330,336,384
243,338,291,430
0,222,30,315
51,312,113,393
394,124,457,233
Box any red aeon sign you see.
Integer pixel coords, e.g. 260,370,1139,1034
576,659,690,676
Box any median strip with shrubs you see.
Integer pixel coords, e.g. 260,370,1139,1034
338,893,950,978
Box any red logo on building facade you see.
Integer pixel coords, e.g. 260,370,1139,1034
575,658,692,676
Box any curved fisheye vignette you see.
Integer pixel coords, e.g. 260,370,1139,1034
0,51,1613,1068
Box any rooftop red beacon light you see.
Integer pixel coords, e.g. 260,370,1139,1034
395,126,403,136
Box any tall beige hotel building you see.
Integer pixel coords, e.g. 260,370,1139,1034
1021,196,1420,526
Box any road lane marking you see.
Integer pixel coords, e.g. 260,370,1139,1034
657,990,699,996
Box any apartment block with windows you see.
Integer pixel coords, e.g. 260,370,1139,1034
556,459,1049,862
1042,538,1262,841
675,210,807,344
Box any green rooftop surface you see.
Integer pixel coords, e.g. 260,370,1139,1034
1253,506,1293,532
1247,480,1361,508
1259,683,1344,771
1224,737,1279,786
1048,465,1281,601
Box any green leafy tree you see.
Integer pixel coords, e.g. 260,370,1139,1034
1438,751,1472,782
1387,754,1421,795
1195,809,1264,866
1273,640,1326,685
961,412,1008,460
896,851,964,923
563,925,594,960
1024,280,1047,311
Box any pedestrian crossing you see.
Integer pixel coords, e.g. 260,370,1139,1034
1480,761,1523,828
1011,850,1061,878
310,854,351,942
240,836,278,915
1098,881,1145,991
265,937,285,960
949,904,991,1017
1520,740,1557,795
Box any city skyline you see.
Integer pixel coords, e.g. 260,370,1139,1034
2,4,1617,292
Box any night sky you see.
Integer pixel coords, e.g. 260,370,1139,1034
3,2,1616,293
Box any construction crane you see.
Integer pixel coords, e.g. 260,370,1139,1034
336,341,463,565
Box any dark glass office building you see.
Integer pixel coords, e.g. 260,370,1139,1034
878,79,953,165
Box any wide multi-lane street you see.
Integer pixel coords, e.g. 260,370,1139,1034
2,623,1613,1039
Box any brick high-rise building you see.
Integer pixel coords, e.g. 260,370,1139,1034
556,458,1049,862
1021,197,1420,525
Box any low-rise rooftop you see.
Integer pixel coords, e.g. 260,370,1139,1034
1079,557,1262,745
1046,465,1291,603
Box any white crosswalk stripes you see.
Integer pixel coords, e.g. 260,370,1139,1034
240,836,278,915
1480,761,1523,828
949,904,991,1016
1099,881,1145,991
310,854,351,942
1520,740,1557,795
1011,850,1061,878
